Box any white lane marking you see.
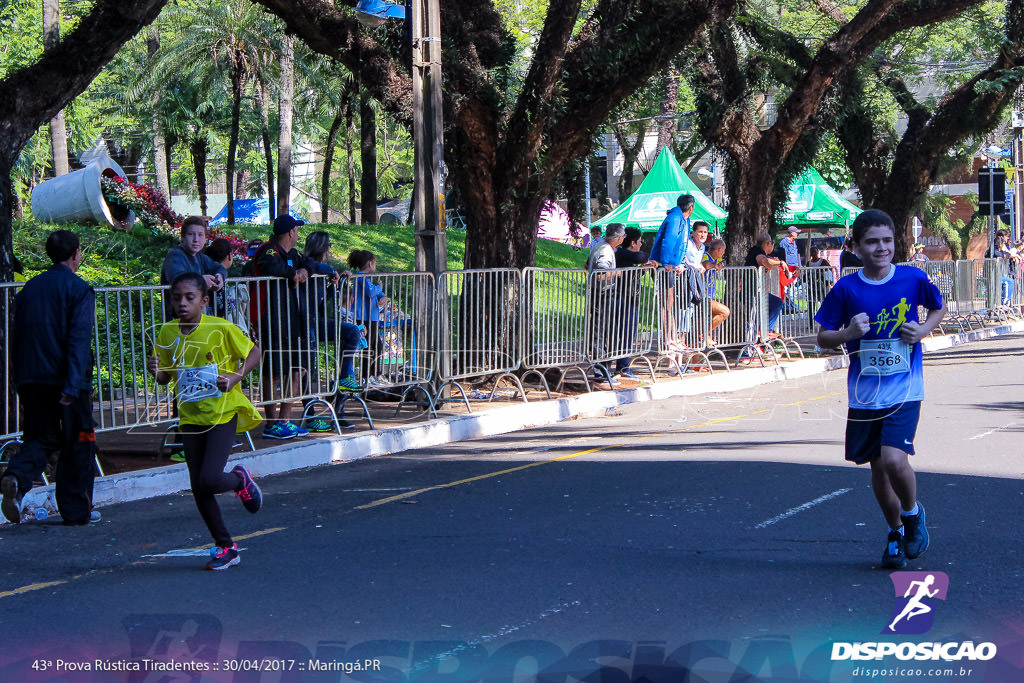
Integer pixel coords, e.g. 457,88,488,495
410,600,582,670
755,488,853,529
968,422,1018,441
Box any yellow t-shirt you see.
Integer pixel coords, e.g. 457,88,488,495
155,315,262,433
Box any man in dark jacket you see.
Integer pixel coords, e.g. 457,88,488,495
251,215,321,440
2,230,98,525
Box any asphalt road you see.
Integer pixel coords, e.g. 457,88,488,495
1,334,1023,683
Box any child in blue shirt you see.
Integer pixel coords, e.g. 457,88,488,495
814,209,944,569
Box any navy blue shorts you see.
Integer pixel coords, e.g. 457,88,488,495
845,401,921,464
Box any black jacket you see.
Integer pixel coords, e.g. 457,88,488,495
250,237,319,336
13,264,95,395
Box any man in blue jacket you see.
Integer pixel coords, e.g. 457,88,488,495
2,230,98,525
650,194,695,350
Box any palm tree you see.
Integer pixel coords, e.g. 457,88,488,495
146,0,281,223
158,77,223,217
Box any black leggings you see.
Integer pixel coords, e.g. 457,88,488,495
181,416,241,547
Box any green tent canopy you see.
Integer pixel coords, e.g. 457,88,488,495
593,147,727,231
778,167,862,226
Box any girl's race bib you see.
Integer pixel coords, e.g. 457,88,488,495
177,364,222,402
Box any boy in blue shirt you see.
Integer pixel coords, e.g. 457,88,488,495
814,209,945,569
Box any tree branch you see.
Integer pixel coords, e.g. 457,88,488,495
0,0,169,163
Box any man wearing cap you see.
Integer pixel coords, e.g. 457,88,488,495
250,215,320,439
912,244,930,262
160,216,227,319
778,227,802,269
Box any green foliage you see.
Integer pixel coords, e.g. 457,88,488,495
813,135,854,190
11,219,584,286
916,193,984,260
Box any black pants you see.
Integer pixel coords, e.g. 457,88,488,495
5,384,96,525
181,416,241,548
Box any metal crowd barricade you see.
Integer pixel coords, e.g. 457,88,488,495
777,266,834,346
653,268,719,374
703,266,770,365
902,260,956,334
951,260,985,330
435,269,524,408
585,266,659,380
520,268,592,393
334,272,437,428
93,284,171,452
0,282,24,465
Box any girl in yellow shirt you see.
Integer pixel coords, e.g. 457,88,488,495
147,273,263,570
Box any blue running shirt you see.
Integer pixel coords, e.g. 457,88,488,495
814,265,943,409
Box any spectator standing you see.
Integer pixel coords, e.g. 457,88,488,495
301,232,359,432
744,232,791,338
614,228,652,379
205,238,250,336
779,227,802,268
701,237,731,344
840,239,863,270
911,244,929,262
160,217,227,319
650,194,695,350
2,231,98,526
250,215,319,440
347,250,390,385
587,224,626,384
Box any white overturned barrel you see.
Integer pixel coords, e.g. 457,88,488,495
30,159,136,228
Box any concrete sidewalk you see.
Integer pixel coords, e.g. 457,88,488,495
13,320,1024,516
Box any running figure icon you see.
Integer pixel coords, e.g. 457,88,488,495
888,574,940,632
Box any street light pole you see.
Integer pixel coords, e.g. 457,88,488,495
411,0,446,276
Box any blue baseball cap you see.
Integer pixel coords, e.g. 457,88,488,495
272,214,305,235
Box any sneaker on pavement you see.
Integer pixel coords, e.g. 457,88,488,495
338,419,356,431
881,529,907,569
206,543,240,570
306,418,332,432
1,475,23,524
285,421,310,437
89,510,102,523
337,376,361,392
902,503,929,559
262,422,297,440
232,465,262,513
620,369,639,380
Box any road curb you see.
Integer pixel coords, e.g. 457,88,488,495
15,322,1024,515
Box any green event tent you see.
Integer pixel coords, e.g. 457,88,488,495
778,167,861,226
593,147,727,231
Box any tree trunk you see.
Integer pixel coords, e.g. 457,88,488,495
276,35,294,218
359,87,377,225
236,168,248,200
321,101,345,224
43,0,70,176
346,90,356,224
613,126,645,201
256,77,275,220
226,69,243,224
0,0,169,282
656,66,679,156
147,25,171,199
190,139,209,217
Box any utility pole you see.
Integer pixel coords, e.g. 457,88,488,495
412,0,446,276
1014,109,1023,243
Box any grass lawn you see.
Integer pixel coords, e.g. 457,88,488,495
12,219,589,286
